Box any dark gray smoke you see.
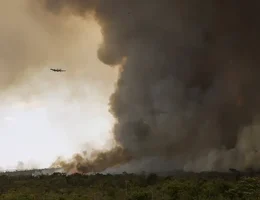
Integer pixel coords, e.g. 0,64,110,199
39,0,260,172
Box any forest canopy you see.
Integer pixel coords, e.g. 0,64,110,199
1,172,260,200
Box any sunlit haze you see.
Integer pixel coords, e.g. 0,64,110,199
0,2,117,171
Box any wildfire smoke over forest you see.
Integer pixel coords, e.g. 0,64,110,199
4,0,260,173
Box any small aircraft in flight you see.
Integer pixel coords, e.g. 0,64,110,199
50,68,66,72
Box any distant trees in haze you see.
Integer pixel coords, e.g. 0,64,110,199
0,172,260,199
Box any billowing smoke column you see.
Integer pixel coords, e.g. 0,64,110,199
42,0,260,172
51,146,132,173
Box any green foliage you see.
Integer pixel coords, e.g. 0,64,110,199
128,189,151,200
226,177,260,199
0,172,260,199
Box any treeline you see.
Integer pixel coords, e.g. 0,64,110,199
0,172,260,199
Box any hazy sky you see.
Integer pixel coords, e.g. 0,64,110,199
0,78,116,170
0,1,117,170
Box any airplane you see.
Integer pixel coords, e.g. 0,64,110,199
50,68,66,72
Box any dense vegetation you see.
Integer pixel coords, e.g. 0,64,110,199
0,172,260,200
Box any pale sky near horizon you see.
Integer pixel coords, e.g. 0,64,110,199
0,3,118,170
0,79,116,170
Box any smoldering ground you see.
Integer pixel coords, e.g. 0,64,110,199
16,0,260,173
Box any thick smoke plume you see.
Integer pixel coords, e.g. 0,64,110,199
51,146,132,173
37,0,260,173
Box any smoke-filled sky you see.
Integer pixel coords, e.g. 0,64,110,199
2,0,260,173
0,1,117,170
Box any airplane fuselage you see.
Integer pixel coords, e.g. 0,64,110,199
50,68,66,72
